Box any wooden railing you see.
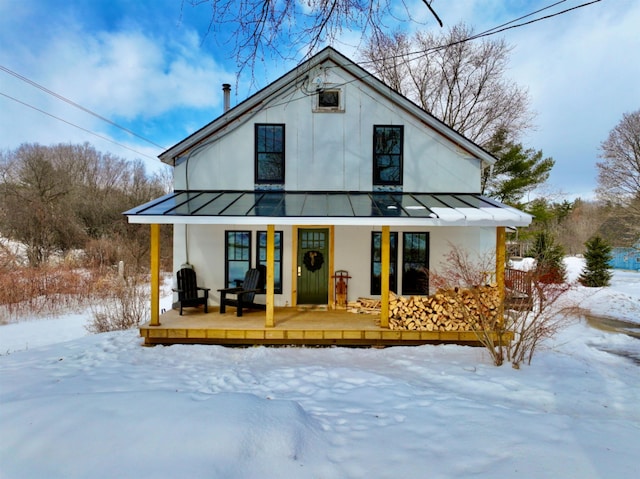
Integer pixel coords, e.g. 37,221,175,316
505,268,533,310
505,268,532,294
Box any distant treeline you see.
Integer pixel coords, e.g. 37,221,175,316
0,142,172,271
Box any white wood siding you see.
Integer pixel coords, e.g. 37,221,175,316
174,60,482,193
173,225,496,307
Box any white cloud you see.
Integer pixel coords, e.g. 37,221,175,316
37,27,230,119
504,0,640,197
2,0,638,198
388,0,640,197
0,9,233,167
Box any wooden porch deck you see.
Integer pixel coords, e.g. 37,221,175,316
139,306,492,347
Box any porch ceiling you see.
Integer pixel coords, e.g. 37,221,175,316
124,190,532,227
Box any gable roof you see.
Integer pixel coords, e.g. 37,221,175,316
159,47,497,167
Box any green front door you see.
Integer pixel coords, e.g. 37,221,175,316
297,228,329,304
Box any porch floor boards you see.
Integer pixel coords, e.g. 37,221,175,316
139,307,487,346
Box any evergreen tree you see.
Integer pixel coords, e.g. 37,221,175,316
579,236,613,287
527,231,567,284
482,129,555,205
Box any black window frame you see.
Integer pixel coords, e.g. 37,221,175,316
224,230,252,289
402,232,429,295
257,230,283,294
373,125,403,186
370,231,398,295
255,123,285,184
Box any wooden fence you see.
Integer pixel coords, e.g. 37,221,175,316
505,268,533,310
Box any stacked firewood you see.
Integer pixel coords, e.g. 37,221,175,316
347,297,382,314
389,287,502,331
348,287,502,331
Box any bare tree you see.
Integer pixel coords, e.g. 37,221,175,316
0,143,171,267
596,109,640,243
0,144,80,264
183,0,442,79
361,24,534,147
598,109,640,199
555,200,606,255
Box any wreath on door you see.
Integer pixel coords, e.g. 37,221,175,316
303,250,324,272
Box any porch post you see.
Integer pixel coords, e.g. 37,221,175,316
380,225,390,328
150,224,161,326
265,224,275,327
496,226,506,307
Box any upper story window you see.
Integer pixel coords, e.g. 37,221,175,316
373,125,403,186
314,87,344,112
319,90,339,107
255,124,285,184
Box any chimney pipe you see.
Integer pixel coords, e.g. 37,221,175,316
222,83,231,112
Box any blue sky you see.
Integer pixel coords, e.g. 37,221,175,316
1,0,639,200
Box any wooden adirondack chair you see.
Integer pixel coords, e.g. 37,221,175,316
218,268,266,317
173,267,210,315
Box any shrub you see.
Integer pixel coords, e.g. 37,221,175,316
87,276,149,333
434,246,572,368
0,265,95,322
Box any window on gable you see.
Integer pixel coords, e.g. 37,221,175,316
257,230,283,294
318,89,340,108
402,232,429,295
373,125,403,185
225,231,251,288
371,231,398,295
255,124,285,184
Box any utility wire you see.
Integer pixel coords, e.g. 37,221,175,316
359,0,601,66
0,64,167,150
265,0,603,112
0,91,159,161
0,0,602,154
467,0,569,38
467,0,602,42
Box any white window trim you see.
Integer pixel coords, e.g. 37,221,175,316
313,85,345,113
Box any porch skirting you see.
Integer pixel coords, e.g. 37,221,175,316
139,307,510,347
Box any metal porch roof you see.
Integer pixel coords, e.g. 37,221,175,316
124,191,532,227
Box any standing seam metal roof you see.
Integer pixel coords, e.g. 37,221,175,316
125,190,532,227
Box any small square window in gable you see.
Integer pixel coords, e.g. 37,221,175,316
314,88,344,112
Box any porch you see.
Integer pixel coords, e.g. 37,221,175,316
140,307,497,347
127,191,533,348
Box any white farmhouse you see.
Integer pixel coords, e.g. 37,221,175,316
126,47,532,346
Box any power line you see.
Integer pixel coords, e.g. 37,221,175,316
468,0,602,42
0,0,602,157
359,0,602,66
467,0,569,38
0,64,167,150
0,91,160,161
267,0,603,111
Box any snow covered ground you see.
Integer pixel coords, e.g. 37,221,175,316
1,258,639,478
